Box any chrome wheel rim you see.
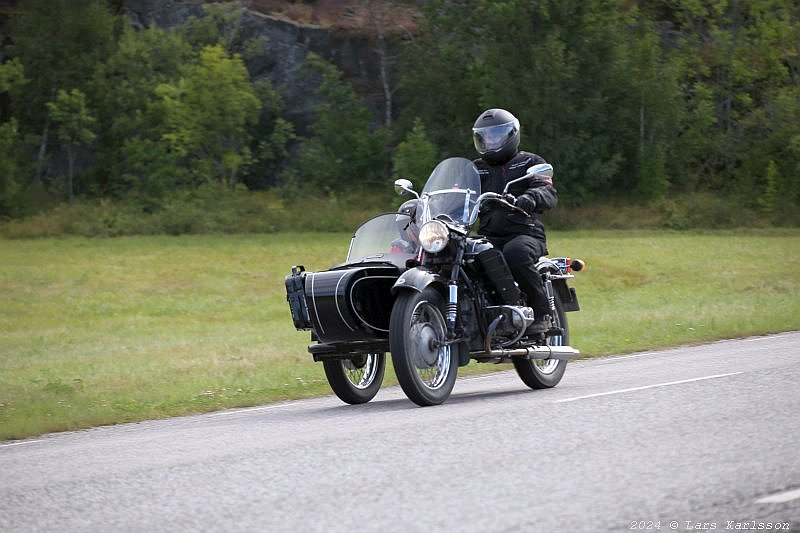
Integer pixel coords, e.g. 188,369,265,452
408,300,451,389
342,354,380,389
534,314,562,375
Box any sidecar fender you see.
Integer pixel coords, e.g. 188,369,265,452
392,268,448,295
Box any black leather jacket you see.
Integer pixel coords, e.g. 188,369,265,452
474,151,558,241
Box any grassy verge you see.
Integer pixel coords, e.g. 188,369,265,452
1,229,798,440
3,189,796,238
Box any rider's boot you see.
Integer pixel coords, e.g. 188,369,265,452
526,312,552,335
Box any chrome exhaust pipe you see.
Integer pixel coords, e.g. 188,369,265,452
485,345,580,361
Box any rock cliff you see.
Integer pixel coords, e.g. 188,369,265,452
122,0,395,131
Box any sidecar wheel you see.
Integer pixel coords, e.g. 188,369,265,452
390,287,458,406
513,294,569,389
323,353,385,404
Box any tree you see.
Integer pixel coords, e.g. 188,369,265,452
667,0,800,197
402,0,644,202
181,1,267,60
0,58,26,215
398,0,482,159
91,24,193,198
245,80,296,190
157,45,262,189
0,119,22,215
46,89,96,201
9,0,115,183
393,117,438,188
291,53,388,191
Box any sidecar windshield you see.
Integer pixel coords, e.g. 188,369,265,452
421,157,481,225
346,213,419,264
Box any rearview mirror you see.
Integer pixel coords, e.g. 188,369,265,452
394,179,418,198
526,163,553,180
503,163,555,193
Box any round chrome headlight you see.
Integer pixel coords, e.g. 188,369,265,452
418,220,449,253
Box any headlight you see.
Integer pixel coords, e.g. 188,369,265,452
418,220,449,253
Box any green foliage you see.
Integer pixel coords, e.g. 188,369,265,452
46,89,97,148
119,137,187,211
400,0,686,203
0,59,27,216
290,53,389,192
0,0,797,225
181,1,267,60
393,117,438,188
398,1,482,158
8,0,116,130
400,0,799,207
157,45,262,189
244,80,296,190
0,119,22,216
757,160,779,218
46,89,97,201
0,58,25,93
91,24,193,198
0,186,394,238
667,0,800,197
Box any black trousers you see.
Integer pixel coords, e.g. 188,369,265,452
487,234,549,315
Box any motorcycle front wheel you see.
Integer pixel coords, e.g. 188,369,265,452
390,287,458,406
513,293,569,389
322,353,385,404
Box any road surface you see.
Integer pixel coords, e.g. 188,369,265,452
1,333,798,532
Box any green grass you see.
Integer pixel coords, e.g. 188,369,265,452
1,229,799,440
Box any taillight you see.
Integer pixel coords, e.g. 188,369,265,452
569,258,585,272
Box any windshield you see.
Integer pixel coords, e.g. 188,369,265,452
346,213,419,263
420,157,481,225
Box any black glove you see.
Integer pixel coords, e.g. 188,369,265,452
515,193,536,215
501,193,516,205
480,194,514,214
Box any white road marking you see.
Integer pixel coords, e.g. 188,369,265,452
553,372,743,403
0,439,45,449
206,401,300,418
756,488,800,504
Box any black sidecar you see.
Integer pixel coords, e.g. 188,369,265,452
285,213,417,404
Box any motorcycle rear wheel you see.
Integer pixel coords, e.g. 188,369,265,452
513,293,569,389
322,353,385,404
390,287,458,406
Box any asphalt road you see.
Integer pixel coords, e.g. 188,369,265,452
1,333,798,533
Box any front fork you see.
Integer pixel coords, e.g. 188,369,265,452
446,246,465,337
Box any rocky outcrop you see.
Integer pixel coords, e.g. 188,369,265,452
122,0,391,131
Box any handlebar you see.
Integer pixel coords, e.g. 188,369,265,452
468,192,528,225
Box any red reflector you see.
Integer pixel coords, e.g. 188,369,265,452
570,259,585,272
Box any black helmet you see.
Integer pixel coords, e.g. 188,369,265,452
472,108,520,165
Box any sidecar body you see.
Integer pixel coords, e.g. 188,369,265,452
286,213,418,360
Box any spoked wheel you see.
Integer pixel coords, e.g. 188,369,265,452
322,353,385,404
513,293,569,389
390,287,458,406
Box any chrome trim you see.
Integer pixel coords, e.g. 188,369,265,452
480,345,580,361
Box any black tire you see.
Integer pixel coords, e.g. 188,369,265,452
513,293,569,389
322,353,385,404
389,287,458,406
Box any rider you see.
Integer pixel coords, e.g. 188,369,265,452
472,108,557,334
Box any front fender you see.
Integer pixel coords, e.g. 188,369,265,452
391,267,447,295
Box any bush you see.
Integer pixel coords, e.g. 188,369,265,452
0,185,401,238
1,187,795,239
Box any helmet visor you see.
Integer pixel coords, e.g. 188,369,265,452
472,119,519,154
